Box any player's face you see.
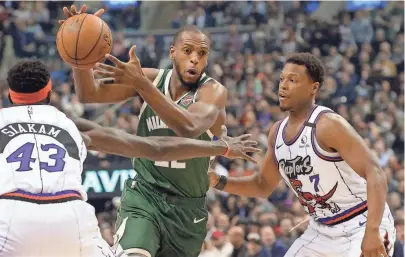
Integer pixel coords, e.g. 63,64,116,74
170,32,210,89
278,63,319,112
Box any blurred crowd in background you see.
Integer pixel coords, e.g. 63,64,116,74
0,1,403,257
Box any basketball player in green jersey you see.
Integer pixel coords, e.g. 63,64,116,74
60,5,228,257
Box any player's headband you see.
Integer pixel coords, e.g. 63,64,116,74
9,80,52,104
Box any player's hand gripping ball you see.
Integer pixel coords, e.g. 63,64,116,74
56,5,113,69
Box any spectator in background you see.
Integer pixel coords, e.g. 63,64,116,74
393,218,404,257
339,13,358,53
260,226,287,257
0,2,402,255
199,240,221,257
228,226,248,257
350,10,374,45
211,230,234,257
246,233,270,257
139,35,160,68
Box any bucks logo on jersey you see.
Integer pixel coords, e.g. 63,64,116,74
133,69,215,198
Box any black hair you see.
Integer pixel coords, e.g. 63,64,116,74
172,25,209,45
7,59,50,94
286,53,325,87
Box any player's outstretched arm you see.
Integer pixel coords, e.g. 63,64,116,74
83,125,260,162
133,78,227,138
209,122,282,198
94,46,227,138
316,113,388,257
71,67,159,104
59,4,159,103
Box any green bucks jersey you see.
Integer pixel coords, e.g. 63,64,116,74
133,69,215,197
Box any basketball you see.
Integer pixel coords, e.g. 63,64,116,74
56,13,113,69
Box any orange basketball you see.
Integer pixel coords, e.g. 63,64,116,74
56,13,113,69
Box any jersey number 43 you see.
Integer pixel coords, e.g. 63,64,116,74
6,142,66,173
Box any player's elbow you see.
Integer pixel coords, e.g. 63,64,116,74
76,93,94,103
174,125,203,138
257,175,277,198
366,164,388,187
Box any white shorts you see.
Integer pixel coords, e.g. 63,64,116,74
285,205,396,257
0,198,115,257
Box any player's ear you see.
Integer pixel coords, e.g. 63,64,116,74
169,45,175,60
312,82,320,95
8,94,13,104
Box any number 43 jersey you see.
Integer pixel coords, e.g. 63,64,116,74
0,105,87,200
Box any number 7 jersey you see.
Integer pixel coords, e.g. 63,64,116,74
0,105,88,200
273,105,368,226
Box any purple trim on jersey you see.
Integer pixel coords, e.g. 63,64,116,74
311,110,344,162
282,105,318,146
1,189,82,204
272,121,283,165
318,201,368,226
13,189,81,197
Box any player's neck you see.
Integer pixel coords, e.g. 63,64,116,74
169,73,192,101
288,102,316,124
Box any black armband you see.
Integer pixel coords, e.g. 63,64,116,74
214,175,228,191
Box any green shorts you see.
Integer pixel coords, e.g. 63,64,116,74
115,178,208,257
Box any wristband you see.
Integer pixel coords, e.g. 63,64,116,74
214,175,228,191
220,139,230,157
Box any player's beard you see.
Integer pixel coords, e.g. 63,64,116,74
174,61,203,90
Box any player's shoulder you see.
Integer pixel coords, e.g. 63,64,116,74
316,111,354,140
317,111,347,130
198,76,227,97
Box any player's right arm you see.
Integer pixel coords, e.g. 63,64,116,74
71,68,158,103
209,121,282,198
84,126,258,162
73,117,259,162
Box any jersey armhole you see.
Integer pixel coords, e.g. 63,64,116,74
310,111,344,162
271,120,283,165
152,69,165,86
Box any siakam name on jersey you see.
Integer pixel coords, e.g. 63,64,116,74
0,122,79,160
1,123,61,138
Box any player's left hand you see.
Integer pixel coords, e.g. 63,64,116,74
94,45,147,86
361,229,388,257
219,126,261,163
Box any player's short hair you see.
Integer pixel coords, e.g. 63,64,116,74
286,53,325,87
173,25,210,45
7,59,50,94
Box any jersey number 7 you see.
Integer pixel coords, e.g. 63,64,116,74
6,142,66,173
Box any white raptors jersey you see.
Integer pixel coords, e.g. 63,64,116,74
0,105,87,200
274,105,368,226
